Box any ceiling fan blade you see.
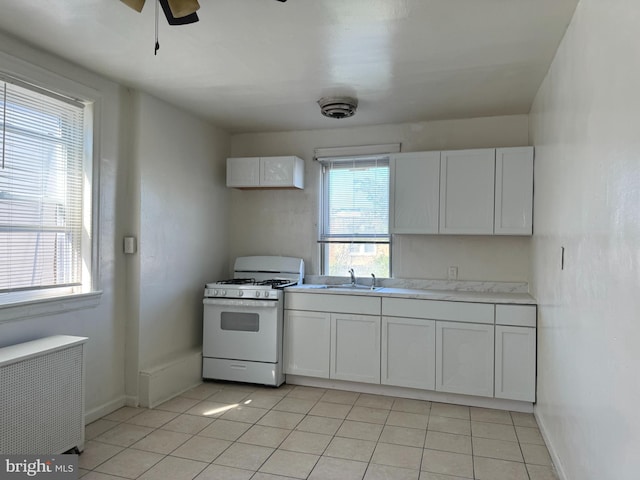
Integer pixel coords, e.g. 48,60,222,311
159,0,199,25
120,0,146,12
167,0,200,18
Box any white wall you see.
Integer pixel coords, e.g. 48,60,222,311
0,33,129,419
0,33,232,417
230,115,531,281
128,92,230,392
529,1,640,478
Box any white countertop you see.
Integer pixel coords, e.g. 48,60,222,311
285,284,536,305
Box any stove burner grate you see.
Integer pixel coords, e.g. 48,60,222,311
256,279,297,288
216,278,256,285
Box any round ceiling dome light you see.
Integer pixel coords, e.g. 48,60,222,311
317,97,358,119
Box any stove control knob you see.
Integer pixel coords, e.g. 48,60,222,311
255,291,261,298
214,290,219,296
238,291,244,297
221,290,226,296
264,291,270,298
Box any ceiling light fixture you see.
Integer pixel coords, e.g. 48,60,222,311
318,97,358,119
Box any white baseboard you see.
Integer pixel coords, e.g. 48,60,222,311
286,375,533,413
138,348,202,408
534,409,568,480
84,395,126,424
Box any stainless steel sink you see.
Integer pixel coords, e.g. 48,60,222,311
323,284,382,292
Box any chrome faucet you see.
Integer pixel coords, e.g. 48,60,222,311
371,273,376,290
348,268,356,287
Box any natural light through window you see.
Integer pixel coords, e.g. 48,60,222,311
0,76,90,299
319,156,390,277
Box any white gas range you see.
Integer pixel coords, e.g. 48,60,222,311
202,256,304,386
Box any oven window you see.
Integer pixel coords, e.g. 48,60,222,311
221,312,260,332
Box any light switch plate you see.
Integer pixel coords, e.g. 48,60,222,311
124,236,137,254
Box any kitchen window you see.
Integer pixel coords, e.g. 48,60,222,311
318,156,390,277
0,73,96,311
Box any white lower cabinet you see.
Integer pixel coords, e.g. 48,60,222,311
381,316,436,390
283,310,330,378
495,325,536,402
435,321,494,397
284,291,536,404
331,313,381,384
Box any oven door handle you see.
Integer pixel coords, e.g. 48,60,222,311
203,298,278,308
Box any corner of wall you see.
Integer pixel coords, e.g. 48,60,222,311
121,88,142,403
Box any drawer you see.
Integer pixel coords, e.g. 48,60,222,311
284,292,380,315
203,357,283,386
495,304,537,327
382,297,494,324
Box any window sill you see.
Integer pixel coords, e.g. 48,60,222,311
0,291,103,324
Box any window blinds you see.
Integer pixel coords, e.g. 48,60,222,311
0,78,85,292
319,157,390,243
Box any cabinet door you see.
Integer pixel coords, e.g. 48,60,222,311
495,147,533,235
495,326,536,402
439,149,495,234
330,313,381,384
283,310,330,378
227,157,260,187
436,321,494,397
260,156,304,188
382,316,436,389
390,152,440,233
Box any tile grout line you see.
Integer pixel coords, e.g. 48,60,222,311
470,415,476,480
84,385,555,480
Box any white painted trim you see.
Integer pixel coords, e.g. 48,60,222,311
84,395,126,425
286,375,533,413
0,49,103,310
314,143,401,160
535,410,568,480
138,349,203,408
0,291,102,324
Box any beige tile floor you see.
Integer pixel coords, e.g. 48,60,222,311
79,382,559,480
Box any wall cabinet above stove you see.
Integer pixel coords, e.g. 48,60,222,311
227,156,304,189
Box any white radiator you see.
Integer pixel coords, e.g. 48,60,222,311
0,335,88,454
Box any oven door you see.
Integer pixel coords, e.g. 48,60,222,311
203,298,281,363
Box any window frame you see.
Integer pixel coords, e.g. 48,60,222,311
0,53,102,322
318,154,392,277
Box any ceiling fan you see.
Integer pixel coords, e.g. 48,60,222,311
121,0,287,54
121,0,287,26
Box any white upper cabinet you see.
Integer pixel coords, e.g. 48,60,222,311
390,151,441,234
391,147,533,236
260,156,304,188
439,149,496,234
494,147,534,235
227,156,304,189
226,157,259,187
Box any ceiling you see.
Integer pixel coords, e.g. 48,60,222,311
0,0,579,134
